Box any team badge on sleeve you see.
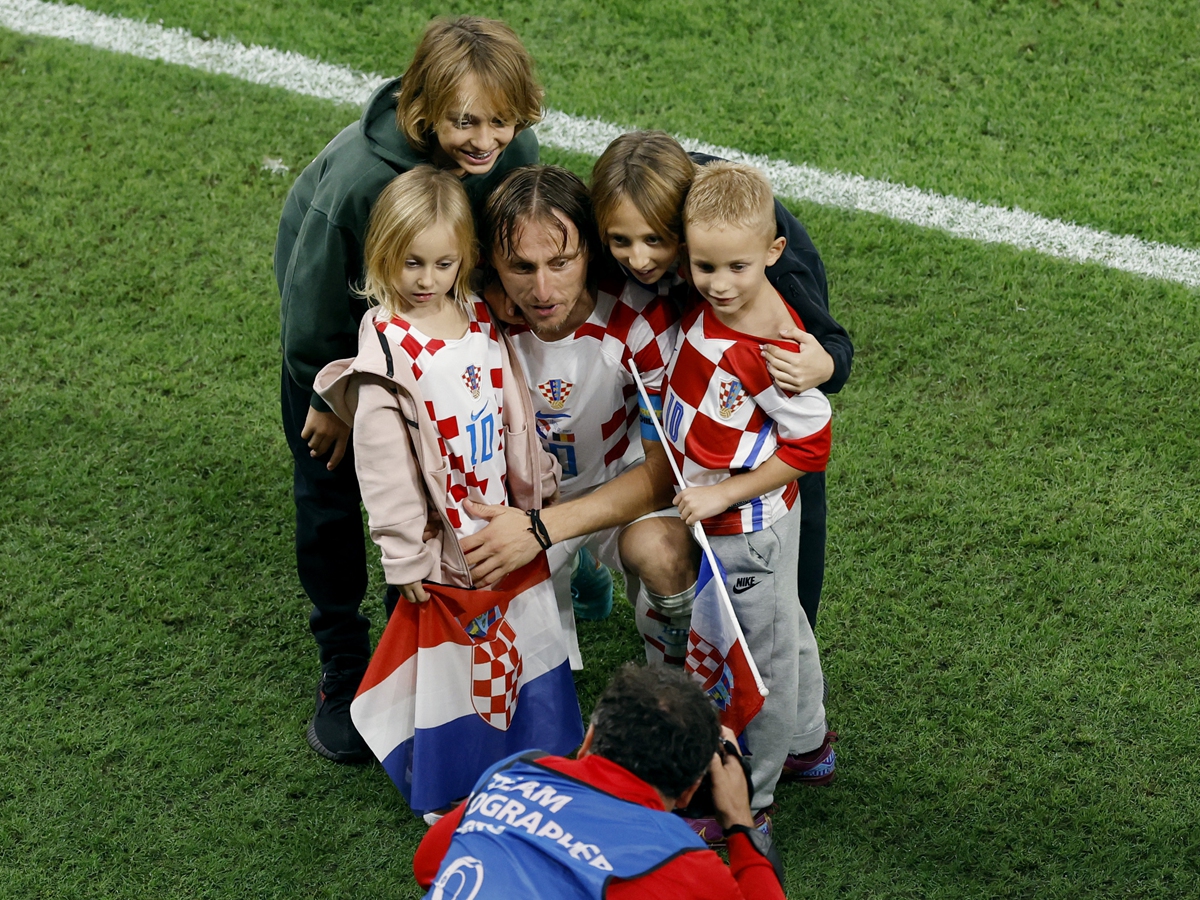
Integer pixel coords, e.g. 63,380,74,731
461,364,483,399
717,378,747,419
537,378,573,410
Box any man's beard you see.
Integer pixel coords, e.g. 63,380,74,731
524,291,587,339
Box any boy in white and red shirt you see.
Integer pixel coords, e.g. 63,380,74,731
660,161,835,817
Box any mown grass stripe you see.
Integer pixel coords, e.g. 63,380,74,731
4,0,1199,289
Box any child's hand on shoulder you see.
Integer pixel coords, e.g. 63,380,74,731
400,582,430,604
762,325,834,394
673,484,733,527
482,279,527,327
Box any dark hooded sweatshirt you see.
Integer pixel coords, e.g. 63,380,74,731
274,77,540,412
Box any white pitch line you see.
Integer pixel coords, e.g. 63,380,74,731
4,0,1199,290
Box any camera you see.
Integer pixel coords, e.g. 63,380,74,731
673,738,752,819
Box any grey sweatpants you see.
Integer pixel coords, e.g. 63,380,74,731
711,503,827,810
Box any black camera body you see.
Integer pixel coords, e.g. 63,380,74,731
673,739,753,819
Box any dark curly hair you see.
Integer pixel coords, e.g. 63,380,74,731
588,664,721,799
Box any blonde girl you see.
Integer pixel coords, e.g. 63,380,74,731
316,167,558,606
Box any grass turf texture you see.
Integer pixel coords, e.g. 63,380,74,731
50,0,1200,250
3,12,1200,900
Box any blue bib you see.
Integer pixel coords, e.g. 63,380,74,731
425,753,707,899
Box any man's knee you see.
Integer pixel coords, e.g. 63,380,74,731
619,516,698,596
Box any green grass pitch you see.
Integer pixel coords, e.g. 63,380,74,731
2,1,1199,898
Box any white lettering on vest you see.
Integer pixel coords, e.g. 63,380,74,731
589,854,613,871
527,785,573,813
535,821,565,841
455,819,506,836
511,811,543,834
479,795,505,817
568,841,599,861
484,777,573,813
496,799,527,825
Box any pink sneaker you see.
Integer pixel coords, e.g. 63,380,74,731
781,730,838,785
680,809,772,848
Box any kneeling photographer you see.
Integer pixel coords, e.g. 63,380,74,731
414,664,785,899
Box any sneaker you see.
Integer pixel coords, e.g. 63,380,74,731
570,547,613,621
781,730,837,785
422,803,459,827
306,660,373,764
680,809,771,848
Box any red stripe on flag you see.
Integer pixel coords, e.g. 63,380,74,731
355,555,552,697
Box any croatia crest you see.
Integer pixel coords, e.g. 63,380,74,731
717,378,747,419
461,364,483,399
537,378,573,410
687,635,734,711
467,605,523,730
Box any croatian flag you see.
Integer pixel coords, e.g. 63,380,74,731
351,556,583,815
686,552,765,737
628,359,767,739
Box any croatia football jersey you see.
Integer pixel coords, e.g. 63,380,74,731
376,299,508,539
660,300,832,535
506,276,679,500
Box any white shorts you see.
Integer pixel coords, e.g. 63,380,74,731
547,506,681,669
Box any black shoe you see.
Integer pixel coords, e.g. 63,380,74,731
306,660,373,764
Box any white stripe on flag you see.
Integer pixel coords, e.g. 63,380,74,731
351,652,417,755
353,587,569,755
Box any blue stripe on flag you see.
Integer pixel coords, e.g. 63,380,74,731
379,660,582,814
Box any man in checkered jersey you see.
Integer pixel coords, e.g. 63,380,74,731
662,160,834,813
459,165,699,670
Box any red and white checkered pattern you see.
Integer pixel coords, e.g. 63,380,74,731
661,301,832,534
686,634,724,680
471,616,524,731
376,299,508,540
507,275,680,498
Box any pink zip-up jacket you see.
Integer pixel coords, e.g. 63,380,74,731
314,307,560,589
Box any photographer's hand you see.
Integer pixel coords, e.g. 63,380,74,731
710,728,755,830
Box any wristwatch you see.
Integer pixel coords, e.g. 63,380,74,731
723,823,785,884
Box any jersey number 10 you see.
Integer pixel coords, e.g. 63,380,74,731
466,413,496,467
664,393,684,443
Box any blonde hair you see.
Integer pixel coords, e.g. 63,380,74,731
590,131,696,246
395,16,544,155
358,167,477,319
683,161,776,242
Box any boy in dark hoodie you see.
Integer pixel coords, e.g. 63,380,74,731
274,16,543,764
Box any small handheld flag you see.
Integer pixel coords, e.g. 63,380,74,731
628,360,768,732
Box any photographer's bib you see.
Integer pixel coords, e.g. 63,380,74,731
425,753,706,900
